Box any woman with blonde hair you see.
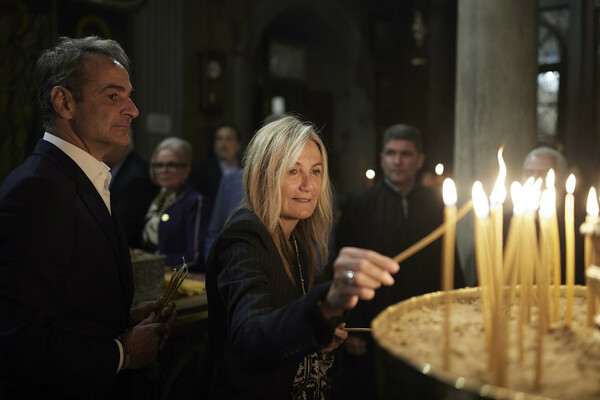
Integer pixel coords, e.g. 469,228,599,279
206,115,399,399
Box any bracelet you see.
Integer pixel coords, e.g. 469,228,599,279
117,333,130,370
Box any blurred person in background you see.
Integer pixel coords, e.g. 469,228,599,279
141,137,210,271
103,134,158,249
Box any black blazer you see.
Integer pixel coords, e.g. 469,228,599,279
0,140,134,399
110,151,158,249
206,208,343,399
189,157,222,207
337,181,465,327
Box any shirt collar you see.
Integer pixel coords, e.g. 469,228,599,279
383,177,413,197
218,158,240,176
43,132,112,213
44,132,111,183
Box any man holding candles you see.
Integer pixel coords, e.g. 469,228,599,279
0,36,177,399
334,123,465,399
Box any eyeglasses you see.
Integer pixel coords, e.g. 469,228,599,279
152,162,187,172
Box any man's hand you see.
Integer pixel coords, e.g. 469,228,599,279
321,323,348,353
129,297,177,349
343,335,367,356
124,313,163,369
129,299,161,326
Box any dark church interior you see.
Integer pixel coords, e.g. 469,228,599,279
2,0,600,399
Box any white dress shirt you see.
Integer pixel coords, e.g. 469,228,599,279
43,132,112,214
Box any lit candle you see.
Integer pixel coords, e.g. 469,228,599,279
490,147,507,279
488,148,507,385
522,178,542,324
538,187,553,331
585,187,599,326
505,181,526,362
565,174,576,326
442,178,457,371
523,178,544,387
473,181,494,365
544,169,561,323
504,181,524,300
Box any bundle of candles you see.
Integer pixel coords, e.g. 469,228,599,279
423,147,600,391
153,258,188,323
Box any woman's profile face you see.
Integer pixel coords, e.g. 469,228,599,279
153,148,190,194
278,140,323,236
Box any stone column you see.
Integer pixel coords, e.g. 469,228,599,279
454,1,538,286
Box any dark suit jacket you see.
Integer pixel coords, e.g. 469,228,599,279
189,157,222,208
141,184,210,271
337,181,464,327
110,151,158,249
205,208,344,399
0,140,134,399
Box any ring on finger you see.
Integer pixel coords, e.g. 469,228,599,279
345,270,355,285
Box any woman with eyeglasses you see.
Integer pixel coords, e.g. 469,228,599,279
141,137,210,271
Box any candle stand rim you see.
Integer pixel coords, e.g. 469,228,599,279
372,285,588,400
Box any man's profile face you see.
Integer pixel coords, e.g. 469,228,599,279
214,127,241,164
68,55,139,159
380,139,424,192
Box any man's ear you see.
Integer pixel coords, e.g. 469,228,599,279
50,86,74,120
418,153,425,170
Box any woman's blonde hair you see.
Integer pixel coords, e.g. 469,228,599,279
242,115,333,287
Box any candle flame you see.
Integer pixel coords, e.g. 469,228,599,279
524,178,541,214
510,181,525,215
443,178,457,206
587,187,599,217
546,168,555,189
490,147,507,205
472,181,490,218
539,188,555,218
566,174,576,194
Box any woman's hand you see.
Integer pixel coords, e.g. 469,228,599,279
321,323,348,353
320,247,399,318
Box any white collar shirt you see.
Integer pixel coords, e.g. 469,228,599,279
43,132,112,214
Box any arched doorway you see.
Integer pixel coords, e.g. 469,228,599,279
233,0,376,201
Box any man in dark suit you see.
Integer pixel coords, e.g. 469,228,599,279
104,142,159,249
335,124,465,399
0,36,176,399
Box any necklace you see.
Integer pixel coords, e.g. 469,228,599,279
292,235,306,295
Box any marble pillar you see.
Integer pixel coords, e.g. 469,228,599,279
455,1,539,286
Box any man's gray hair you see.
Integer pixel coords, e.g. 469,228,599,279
382,124,423,153
35,36,130,131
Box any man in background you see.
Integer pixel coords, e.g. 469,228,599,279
522,146,568,185
103,137,159,249
335,123,464,399
521,146,585,285
189,124,242,210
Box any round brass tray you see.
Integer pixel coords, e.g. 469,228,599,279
372,285,589,400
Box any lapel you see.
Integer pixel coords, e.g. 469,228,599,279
35,140,133,296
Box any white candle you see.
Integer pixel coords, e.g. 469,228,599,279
585,187,599,326
442,178,457,371
565,174,576,326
